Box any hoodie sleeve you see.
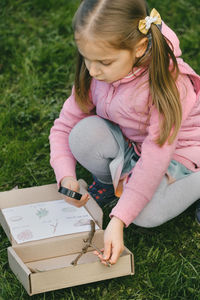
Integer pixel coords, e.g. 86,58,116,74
49,85,95,186
110,74,197,227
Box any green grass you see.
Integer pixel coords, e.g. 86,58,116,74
0,0,200,299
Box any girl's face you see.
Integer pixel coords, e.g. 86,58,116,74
75,34,136,83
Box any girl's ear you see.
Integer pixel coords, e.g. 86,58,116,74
135,37,148,58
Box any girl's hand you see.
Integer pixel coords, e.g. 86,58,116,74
60,176,89,207
95,216,125,265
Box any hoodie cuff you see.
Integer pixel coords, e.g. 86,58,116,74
109,188,149,227
51,157,76,187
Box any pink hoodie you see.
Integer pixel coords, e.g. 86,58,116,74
49,22,200,227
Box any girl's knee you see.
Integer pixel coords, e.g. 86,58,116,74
133,214,166,228
69,116,99,138
69,116,99,147
69,116,106,141
69,115,112,157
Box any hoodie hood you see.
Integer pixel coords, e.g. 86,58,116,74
162,21,182,57
162,21,200,96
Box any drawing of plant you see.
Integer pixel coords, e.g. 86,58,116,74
62,207,76,213
74,219,91,227
50,219,58,233
17,229,33,241
36,208,48,219
10,216,23,222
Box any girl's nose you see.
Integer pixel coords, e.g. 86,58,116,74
88,62,101,77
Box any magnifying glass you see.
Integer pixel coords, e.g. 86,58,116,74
58,186,82,200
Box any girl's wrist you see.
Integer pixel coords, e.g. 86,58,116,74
111,216,125,228
60,176,76,186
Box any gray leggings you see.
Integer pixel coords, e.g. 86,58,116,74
69,116,200,228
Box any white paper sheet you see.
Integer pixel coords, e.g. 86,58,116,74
2,200,98,244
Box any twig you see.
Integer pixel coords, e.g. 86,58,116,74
90,243,111,267
83,219,95,243
71,220,95,266
71,220,111,267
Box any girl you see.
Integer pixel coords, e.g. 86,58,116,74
49,0,200,265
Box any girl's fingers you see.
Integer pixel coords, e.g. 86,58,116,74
102,241,112,261
79,193,90,206
64,193,90,207
93,249,110,266
109,246,124,265
93,248,104,260
61,177,90,207
93,249,108,266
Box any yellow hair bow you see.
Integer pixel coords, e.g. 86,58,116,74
138,8,162,35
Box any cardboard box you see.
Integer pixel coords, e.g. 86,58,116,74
0,180,134,295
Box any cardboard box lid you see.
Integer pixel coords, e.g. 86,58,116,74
0,180,103,246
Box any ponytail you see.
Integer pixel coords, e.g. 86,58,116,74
149,24,182,146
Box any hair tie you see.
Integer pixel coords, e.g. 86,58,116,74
138,8,162,35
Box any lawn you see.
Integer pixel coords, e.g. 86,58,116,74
0,0,199,299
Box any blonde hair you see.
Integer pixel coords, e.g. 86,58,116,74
73,0,181,146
